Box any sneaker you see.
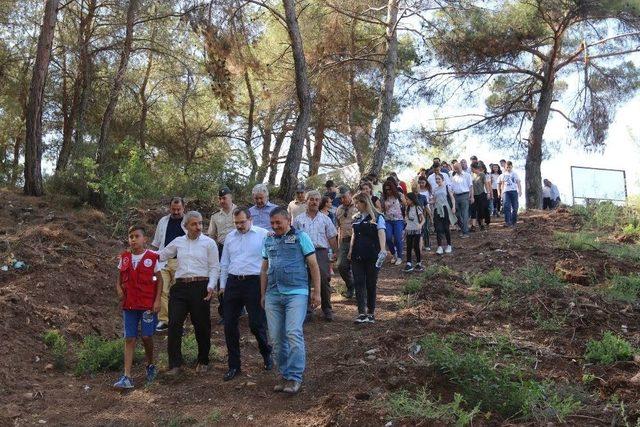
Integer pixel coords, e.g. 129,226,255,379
366,314,375,323
155,321,168,332
394,258,402,266
273,378,288,392
323,310,334,322
195,363,209,374
283,380,302,394
113,375,134,389
354,314,368,324
460,234,470,239
436,246,444,255
445,245,452,253
414,263,425,272
403,263,414,273
426,247,431,251
146,364,157,384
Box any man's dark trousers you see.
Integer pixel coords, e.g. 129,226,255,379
168,281,211,368
223,275,272,369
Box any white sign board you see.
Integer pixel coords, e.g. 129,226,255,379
571,166,627,203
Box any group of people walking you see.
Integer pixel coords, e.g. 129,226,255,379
113,156,558,394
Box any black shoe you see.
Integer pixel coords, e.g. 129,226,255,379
223,368,241,381
341,290,354,299
264,356,273,371
323,310,334,322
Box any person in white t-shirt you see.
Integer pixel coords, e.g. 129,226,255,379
490,164,502,216
498,161,522,227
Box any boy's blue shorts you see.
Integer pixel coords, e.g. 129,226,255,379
123,310,157,338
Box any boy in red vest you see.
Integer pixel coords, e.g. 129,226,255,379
113,225,163,389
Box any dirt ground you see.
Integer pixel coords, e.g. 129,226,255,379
1,189,639,426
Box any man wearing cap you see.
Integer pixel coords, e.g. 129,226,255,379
293,190,338,321
335,186,357,298
151,197,187,332
207,187,237,324
287,184,307,219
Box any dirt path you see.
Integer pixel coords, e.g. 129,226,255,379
4,204,639,426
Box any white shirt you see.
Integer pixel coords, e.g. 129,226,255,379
500,171,521,192
427,172,451,191
450,171,473,195
542,186,551,198
151,214,187,269
219,226,269,290
490,173,501,190
158,234,220,291
292,211,337,249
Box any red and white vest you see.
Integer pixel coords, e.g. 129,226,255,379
119,250,159,310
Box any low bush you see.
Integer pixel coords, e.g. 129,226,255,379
402,276,423,294
553,231,601,251
74,336,144,375
602,275,640,303
584,332,635,364
472,269,504,288
420,333,582,421
386,389,480,426
501,264,564,298
43,330,67,369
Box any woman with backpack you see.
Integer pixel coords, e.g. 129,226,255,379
403,192,425,272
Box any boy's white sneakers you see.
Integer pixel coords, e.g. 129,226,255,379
436,246,444,255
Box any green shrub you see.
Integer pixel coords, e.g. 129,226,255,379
386,389,480,426
584,332,635,364
43,330,67,369
402,277,423,294
502,264,563,297
602,275,640,303
420,333,582,421
472,269,504,288
620,224,640,241
74,336,144,375
553,231,601,251
602,244,640,262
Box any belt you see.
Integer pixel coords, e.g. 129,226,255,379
455,191,469,196
175,276,208,284
229,274,259,281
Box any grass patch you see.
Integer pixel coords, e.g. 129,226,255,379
420,333,582,421
620,223,640,242
602,243,640,262
554,231,601,251
43,330,67,369
472,269,504,289
533,311,567,332
601,274,640,303
205,409,222,424
402,276,423,294
502,264,564,298
74,335,145,375
570,202,640,230
584,332,636,364
386,389,480,426
157,332,220,368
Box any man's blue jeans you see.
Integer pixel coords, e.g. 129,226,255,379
265,292,307,382
503,190,519,226
385,219,404,259
454,193,470,235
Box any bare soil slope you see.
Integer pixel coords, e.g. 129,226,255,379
1,189,638,426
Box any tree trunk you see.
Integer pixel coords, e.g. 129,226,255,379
365,0,398,177
243,70,258,181
138,41,154,151
268,123,288,186
525,40,561,209
96,0,139,168
73,0,97,152
309,115,324,176
278,0,312,201
57,41,75,172
256,117,273,183
347,18,366,175
24,0,60,196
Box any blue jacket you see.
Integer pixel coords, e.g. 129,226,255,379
263,228,310,293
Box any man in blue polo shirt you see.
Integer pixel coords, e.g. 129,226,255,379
260,207,320,395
